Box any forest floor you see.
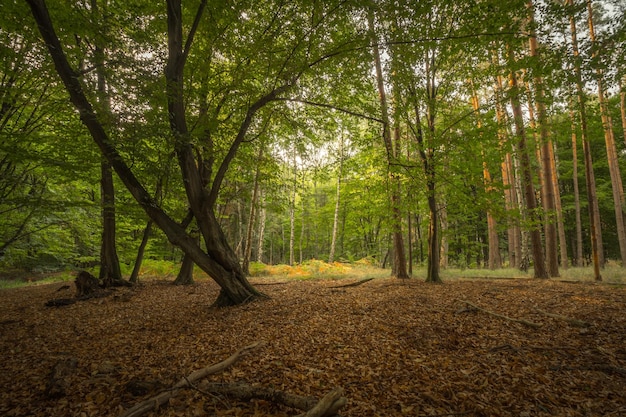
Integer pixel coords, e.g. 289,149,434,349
0,274,625,417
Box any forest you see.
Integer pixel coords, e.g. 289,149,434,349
1,0,626,415
1,0,626,293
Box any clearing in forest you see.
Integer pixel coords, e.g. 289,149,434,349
0,276,625,416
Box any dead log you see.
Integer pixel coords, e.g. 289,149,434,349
533,307,591,328
456,299,542,329
119,341,262,417
45,357,77,398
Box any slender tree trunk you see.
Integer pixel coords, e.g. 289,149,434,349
256,191,266,263
471,89,501,269
587,0,626,267
493,57,521,269
289,147,296,266
567,0,602,279
526,1,560,276
174,252,195,285
549,142,568,269
129,221,152,283
368,9,408,278
242,146,263,275
620,76,626,147
508,46,548,279
328,136,343,264
568,105,584,267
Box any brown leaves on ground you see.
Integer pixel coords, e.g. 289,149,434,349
0,277,625,416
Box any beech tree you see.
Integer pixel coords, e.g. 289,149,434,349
25,0,362,305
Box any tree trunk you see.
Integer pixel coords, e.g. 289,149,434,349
549,142,568,269
99,159,122,286
91,0,122,287
129,220,152,284
526,1,559,276
256,191,266,263
26,0,266,306
174,252,194,285
471,88,501,269
620,76,626,147
568,105,584,267
507,46,548,279
289,147,297,266
567,0,602,278
493,58,522,269
368,9,409,279
328,136,343,264
242,146,263,275
587,0,626,268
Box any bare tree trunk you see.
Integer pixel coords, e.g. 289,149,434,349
289,147,296,266
328,136,343,264
525,1,560,276
242,147,263,275
471,89,501,269
129,221,152,284
549,142,568,269
508,46,548,279
567,0,602,279
91,0,122,287
568,106,584,267
368,9,408,279
621,76,626,147
256,191,266,263
587,0,626,268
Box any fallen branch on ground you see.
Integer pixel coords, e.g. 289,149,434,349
456,299,542,329
119,341,263,417
119,341,347,417
198,382,346,416
329,278,375,288
533,307,591,328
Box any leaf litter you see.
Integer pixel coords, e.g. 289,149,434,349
0,277,625,416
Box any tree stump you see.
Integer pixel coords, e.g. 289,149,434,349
75,270,101,297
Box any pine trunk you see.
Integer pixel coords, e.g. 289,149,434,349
508,47,548,279
587,0,626,267
567,0,602,278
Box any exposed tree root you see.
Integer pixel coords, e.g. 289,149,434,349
533,307,591,328
456,299,542,329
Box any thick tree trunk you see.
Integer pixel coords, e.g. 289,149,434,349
508,47,548,279
174,252,194,285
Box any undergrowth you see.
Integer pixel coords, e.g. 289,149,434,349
1,258,624,289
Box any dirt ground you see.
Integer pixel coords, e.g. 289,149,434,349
0,276,625,416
